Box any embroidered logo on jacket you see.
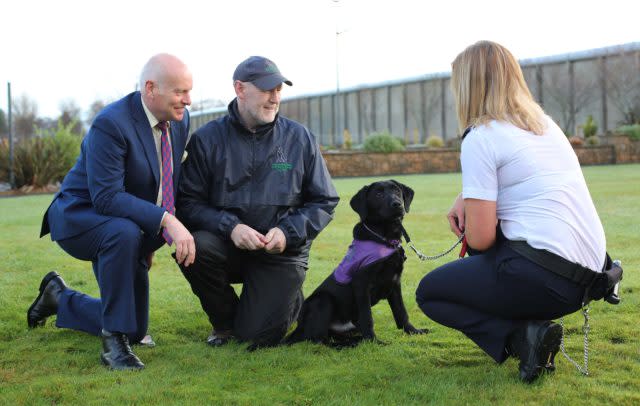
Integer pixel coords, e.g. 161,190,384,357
272,146,292,172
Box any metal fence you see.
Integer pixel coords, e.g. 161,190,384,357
190,42,640,146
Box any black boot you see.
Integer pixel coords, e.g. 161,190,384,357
510,321,562,383
101,330,145,371
505,326,524,359
27,271,68,328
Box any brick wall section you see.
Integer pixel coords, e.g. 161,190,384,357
610,135,640,164
322,149,461,177
322,138,639,177
573,145,616,165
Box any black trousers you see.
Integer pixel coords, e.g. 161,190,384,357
415,241,585,363
179,230,306,345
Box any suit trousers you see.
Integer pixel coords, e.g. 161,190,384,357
179,230,305,345
415,241,585,363
54,217,162,342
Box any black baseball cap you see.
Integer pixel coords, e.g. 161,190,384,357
233,56,293,90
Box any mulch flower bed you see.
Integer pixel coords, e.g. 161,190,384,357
0,184,59,197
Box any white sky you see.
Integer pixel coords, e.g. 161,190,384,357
1,0,638,119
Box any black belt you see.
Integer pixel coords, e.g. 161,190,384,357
505,240,599,287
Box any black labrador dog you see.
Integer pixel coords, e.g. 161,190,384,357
287,180,427,347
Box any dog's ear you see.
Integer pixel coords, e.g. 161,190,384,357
350,185,369,220
391,180,414,212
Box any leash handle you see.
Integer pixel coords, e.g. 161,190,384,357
459,236,468,258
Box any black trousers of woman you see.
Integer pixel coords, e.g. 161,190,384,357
415,241,585,362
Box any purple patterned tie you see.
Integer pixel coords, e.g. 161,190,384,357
157,121,174,245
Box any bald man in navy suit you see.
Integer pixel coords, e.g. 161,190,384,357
27,53,196,370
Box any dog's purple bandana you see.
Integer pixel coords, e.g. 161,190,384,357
332,239,400,284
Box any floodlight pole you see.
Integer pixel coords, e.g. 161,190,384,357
333,0,345,148
335,29,341,147
7,82,14,188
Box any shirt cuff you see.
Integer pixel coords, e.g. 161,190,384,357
159,211,169,234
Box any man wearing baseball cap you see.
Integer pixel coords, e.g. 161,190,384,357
175,56,339,349
233,55,293,90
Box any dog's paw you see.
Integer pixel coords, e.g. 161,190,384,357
373,338,388,346
363,336,388,346
403,325,430,335
246,341,281,351
246,342,261,352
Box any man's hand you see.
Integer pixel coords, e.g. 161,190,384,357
230,224,266,251
161,213,196,266
264,227,286,254
447,192,465,237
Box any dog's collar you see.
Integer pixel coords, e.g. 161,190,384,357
361,222,402,247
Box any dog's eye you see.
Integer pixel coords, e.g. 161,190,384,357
375,190,384,198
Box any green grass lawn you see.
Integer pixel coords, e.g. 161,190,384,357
1,164,638,405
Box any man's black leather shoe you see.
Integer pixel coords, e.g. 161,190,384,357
101,330,145,370
515,321,562,383
27,271,68,328
133,334,156,348
206,329,233,347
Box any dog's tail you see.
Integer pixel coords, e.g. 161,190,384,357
284,324,305,345
284,304,309,345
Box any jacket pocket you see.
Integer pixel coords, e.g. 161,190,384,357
270,168,303,206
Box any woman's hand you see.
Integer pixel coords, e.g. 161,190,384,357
447,193,498,251
447,193,465,237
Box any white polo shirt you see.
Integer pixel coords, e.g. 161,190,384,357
461,116,606,272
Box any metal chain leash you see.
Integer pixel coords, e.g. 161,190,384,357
405,223,615,378
560,259,623,376
407,233,466,261
407,229,616,378
559,305,590,376
362,223,464,261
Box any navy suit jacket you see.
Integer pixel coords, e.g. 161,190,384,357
40,91,190,241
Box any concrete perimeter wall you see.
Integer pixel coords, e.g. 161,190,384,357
322,136,640,177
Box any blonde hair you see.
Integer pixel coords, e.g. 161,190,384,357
451,40,546,135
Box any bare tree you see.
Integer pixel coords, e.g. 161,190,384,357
34,117,57,133
0,108,7,140
58,99,84,135
605,51,640,125
190,98,225,112
360,89,374,138
12,93,39,142
543,62,598,135
407,83,439,143
86,99,107,127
